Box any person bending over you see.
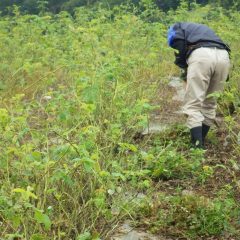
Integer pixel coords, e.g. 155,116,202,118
167,22,231,148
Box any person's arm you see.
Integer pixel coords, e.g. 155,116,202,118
171,39,187,69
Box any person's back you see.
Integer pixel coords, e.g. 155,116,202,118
171,22,225,45
168,22,230,68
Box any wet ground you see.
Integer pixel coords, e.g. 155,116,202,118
110,221,170,240
142,77,185,135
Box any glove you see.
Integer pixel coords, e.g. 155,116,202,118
174,52,188,69
180,68,187,82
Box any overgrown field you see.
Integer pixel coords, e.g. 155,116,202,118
0,3,240,240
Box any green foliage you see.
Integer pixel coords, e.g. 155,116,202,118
0,3,239,240
0,0,239,15
34,210,52,230
0,6,165,238
143,149,199,179
151,193,238,238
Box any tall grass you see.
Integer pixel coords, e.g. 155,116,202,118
0,3,239,239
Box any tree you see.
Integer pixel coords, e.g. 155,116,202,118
0,0,238,15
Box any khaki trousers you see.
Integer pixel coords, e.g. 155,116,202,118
183,47,230,128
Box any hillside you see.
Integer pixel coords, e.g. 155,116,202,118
0,3,239,240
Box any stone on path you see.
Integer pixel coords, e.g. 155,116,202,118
142,119,169,135
111,221,168,240
168,77,186,102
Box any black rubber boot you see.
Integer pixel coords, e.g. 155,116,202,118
202,123,210,146
190,126,203,148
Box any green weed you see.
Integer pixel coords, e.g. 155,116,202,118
0,2,240,239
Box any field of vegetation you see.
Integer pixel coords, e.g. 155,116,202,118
0,2,240,240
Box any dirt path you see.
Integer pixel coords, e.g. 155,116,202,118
142,77,186,135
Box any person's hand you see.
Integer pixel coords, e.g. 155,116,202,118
174,52,188,68
180,68,187,82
